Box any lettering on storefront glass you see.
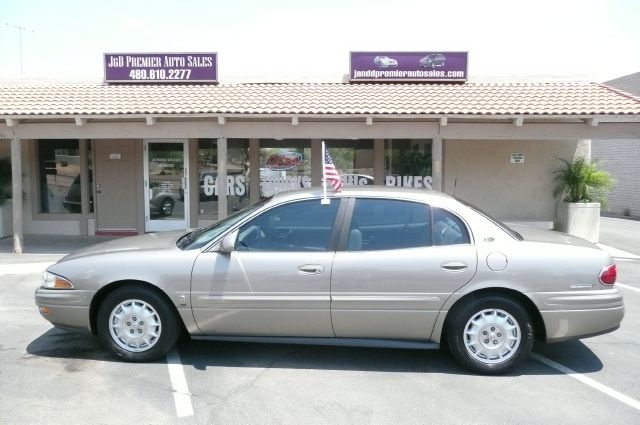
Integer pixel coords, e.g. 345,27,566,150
202,175,433,195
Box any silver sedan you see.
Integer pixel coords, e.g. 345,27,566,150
35,187,624,374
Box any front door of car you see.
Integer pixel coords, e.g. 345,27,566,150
190,199,343,337
331,198,478,340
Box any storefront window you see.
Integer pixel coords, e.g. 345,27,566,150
384,139,432,189
197,139,251,217
323,140,374,186
37,140,81,213
259,139,311,198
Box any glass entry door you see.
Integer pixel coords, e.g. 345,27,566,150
143,139,189,232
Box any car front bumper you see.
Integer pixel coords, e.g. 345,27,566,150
529,288,625,342
35,288,95,333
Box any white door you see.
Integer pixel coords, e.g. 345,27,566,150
143,139,189,232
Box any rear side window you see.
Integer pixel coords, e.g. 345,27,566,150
347,199,431,251
433,207,471,246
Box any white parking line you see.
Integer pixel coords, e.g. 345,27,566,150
166,349,194,418
531,353,640,412
617,282,640,294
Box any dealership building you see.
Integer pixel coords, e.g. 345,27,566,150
1,52,640,252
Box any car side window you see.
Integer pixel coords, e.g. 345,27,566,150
432,207,471,246
347,199,431,251
236,200,339,252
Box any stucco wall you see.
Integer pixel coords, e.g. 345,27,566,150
443,139,579,222
592,139,640,217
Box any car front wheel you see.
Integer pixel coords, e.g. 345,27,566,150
97,286,180,362
447,295,534,374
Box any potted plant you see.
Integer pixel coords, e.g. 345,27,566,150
0,157,12,238
553,156,613,243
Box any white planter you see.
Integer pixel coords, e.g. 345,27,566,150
555,201,600,243
0,199,12,238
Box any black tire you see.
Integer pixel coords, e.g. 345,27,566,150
446,295,534,375
160,197,174,216
97,285,180,362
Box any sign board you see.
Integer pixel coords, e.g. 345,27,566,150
109,153,121,160
511,153,525,164
104,53,217,83
350,51,468,82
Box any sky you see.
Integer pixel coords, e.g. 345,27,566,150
1,0,639,84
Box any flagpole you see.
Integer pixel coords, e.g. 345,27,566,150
321,141,330,204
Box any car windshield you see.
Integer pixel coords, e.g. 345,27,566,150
177,198,271,250
457,198,523,241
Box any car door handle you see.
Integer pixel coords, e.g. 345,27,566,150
441,261,468,272
297,265,325,275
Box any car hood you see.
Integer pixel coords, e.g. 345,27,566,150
509,225,600,250
57,231,184,263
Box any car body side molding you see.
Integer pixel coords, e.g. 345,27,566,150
191,335,440,350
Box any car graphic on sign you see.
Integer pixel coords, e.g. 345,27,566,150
265,152,303,171
373,55,398,68
420,53,446,68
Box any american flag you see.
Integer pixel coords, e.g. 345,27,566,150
323,147,343,191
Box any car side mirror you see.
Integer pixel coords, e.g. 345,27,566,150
219,230,238,253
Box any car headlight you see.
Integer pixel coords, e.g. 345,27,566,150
41,271,74,289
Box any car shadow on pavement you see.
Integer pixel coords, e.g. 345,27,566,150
26,328,604,376
175,338,604,376
26,328,114,362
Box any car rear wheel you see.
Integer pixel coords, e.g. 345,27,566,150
447,295,534,374
160,197,174,216
97,286,179,362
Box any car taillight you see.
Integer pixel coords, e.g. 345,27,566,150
599,263,617,285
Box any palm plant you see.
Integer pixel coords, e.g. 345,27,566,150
553,157,613,206
0,157,11,206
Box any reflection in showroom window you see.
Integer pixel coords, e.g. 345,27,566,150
37,140,81,213
385,139,432,189
259,139,311,198
323,140,374,187
197,139,251,217
236,200,339,252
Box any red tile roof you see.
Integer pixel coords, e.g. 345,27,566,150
1,82,639,116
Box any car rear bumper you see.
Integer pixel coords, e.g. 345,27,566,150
529,288,625,342
35,288,95,333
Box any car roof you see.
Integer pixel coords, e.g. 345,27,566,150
270,186,457,204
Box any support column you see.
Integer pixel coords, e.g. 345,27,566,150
311,139,322,186
217,137,227,220
432,136,443,191
79,139,89,235
11,137,23,254
575,139,591,162
249,138,260,204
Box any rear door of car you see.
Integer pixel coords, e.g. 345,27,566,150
190,198,345,337
330,197,478,340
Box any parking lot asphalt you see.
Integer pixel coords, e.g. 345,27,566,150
1,221,639,424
